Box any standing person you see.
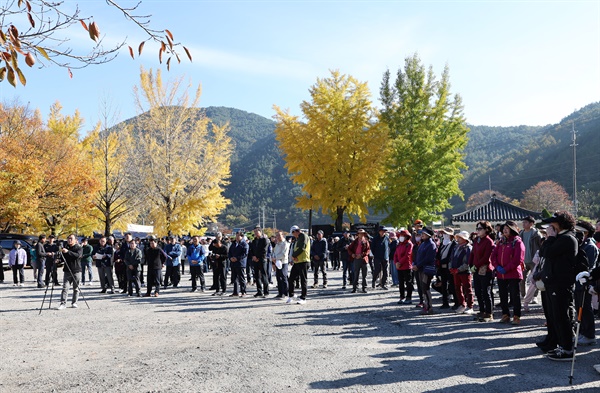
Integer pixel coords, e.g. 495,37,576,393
311,230,329,289
250,227,270,298
80,238,94,286
30,241,38,283
469,221,496,322
337,231,353,290
208,233,224,290
124,239,142,297
371,226,390,290
394,229,414,304
180,239,187,276
115,234,133,293
519,216,543,300
44,235,60,287
539,212,578,360
135,237,146,286
228,231,249,297
210,237,228,296
93,236,115,294
348,229,371,294
330,237,340,271
450,231,473,315
9,241,27,286
57,235,83,310
272,231,290,299
163,236,182,289
143,236,166,297
187,236,206,292
436,228,457,309
411,220,425,306
388,232,399,287
413,227,437,315
35,235,48,288
286,225,311,304
574,220,598,346
491,220,525,325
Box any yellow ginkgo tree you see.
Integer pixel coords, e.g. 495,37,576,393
274,70,389,231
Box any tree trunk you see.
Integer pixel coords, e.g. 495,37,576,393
335,206,345,232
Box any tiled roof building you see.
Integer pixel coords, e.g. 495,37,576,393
452,196,542,232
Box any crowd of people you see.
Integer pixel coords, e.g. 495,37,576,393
3,213,600,374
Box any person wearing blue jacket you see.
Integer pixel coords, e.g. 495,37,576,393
164,236,182,289
187,236,206,292
228,231,249,297
371,226,390,290
413,227,437,315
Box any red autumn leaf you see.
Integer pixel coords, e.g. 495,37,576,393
68,68,73,79
183,46,192,62
28,12,35,28
25,52,35,67
165,29,174,41
128,46,134,59
138,41,145,56
80,20,88,32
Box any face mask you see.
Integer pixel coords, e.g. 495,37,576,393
417,236,422,242
399,236,405,242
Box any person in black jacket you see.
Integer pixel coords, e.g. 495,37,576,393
58,234,83,309
93,236,115,294
44,235,60,287
143,236,166,297
210,237,228,295
336,231,353,290
250,227,270,298
124,239,143,297
539,211,578,361
35,234,48,288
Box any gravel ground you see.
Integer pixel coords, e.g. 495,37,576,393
1,268,599,393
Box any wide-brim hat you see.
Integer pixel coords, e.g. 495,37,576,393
356,229,367,235
455,231,470,242
388,232,397,239
420,227,434,237
440,227,454,236
503,220,520,235
398,229,410,238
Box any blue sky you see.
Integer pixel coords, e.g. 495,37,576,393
1,0,599,133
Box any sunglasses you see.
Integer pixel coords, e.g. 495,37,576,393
476,227,485,230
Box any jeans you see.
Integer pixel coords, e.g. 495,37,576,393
372,258,389,288
473,270,494,315
341,258,353,287
312,258,327,285
60,271,81,304
288,262,308,300
231,265,246,295
35,260,45,287
275,263,289,296
11,264,25,284
390,262,399,286
81,260,93,284
498,278,521,317
352,259,368,290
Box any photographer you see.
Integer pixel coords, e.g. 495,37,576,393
58,235,83,310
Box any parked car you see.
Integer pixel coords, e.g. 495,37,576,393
0,234,37,270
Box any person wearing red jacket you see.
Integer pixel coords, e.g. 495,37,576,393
394,229,414,304
348,229,371,293
491,220,525,325
469,221,496,322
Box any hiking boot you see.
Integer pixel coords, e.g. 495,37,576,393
499,314,510,323
511,316,521,325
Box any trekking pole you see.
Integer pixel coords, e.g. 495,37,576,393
569,284,587,384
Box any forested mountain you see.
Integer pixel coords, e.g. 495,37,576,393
125,102,600,231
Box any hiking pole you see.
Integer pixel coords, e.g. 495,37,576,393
569,284,587,384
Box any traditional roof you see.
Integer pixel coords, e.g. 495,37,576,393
452,197,542,223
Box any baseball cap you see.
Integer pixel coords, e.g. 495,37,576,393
290,225,300,233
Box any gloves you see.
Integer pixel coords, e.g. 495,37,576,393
496,266,506,275
470,265,477,274
576,271,590,285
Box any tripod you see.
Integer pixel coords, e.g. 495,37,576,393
39,246,90,314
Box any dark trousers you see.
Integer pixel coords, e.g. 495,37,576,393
414,270,423,303
254,260,269,296
473,271,494,315
341,258,353,286
352,259,368,290
276,263,289,296
373,258,389,287
574,285,595,339
214,260,227,292
546,286,574,351
288,262,308,300
313,258,327,285
36,261,45,286
11,264,25,284
126,269,141,295
231,265,246,295
498,278,521,317
164,265,181,288
45,261,59,285
146,267,162,295
190,265,205,290
115,265,127,290
398,269,413,300
418,271,433,310
438,267,455,305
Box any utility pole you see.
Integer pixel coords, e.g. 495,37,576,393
262,206,266,230
571,122,578,217
273,212,277,230
488,175,492,198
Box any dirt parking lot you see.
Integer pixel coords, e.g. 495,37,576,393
1,268,599,393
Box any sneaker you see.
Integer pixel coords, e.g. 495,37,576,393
463,307,474,315
351,289,357,293
578,335,597,346
361,288,367,293
451,304,460,311
190,289,197,292
547,347,574,361
511,316,521,325
480,313,494,322
296,298,306,305
229,293,239,297
531,298,538,305
312,283,318,289
403,299,413,305
285,296,295,304
239,294,247,298
455,305,466,314
415,303,424,308
341,286,346,290
381,286,389,290
523,304,530,313
499,314,510,323
71,303,78,308
57,303,66,310
323,284,328,289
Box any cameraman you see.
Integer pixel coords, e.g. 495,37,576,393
58,235,83,310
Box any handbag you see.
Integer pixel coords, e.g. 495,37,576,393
423,264,437,277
